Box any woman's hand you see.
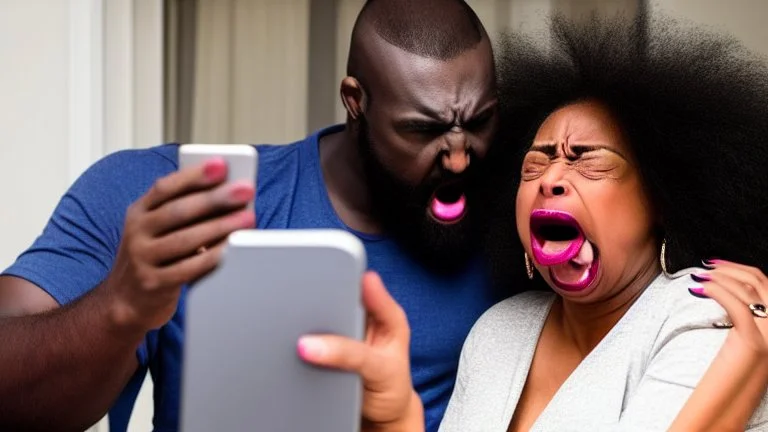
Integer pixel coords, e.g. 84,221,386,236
297,272,425,432
671,260,768,431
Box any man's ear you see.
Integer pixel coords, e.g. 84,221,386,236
340,76,367,120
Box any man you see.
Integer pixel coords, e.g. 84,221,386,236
0,1,505,430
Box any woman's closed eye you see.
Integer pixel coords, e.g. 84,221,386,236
521,152,550,180
572,154,626,180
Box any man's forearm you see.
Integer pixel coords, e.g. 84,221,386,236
0,286,144,431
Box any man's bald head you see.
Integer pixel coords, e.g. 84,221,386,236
347,0,489,79
336,0,497,272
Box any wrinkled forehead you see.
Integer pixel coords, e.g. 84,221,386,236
362,36,496,117
534,100,629,151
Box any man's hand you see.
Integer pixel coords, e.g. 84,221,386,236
104,158,256,332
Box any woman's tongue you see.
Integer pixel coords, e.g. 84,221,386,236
550,240,595,284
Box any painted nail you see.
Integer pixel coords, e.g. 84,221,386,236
203,158,227,180
690,273,711,283
688,287,709,298
229,183,254,201
703,258,724,267
297,337,325,360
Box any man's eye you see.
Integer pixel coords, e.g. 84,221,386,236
465,112,493,131
408,123,443,133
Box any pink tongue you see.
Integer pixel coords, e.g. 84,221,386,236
542,240,574,256
551,241,595,284
572,239,595,266
431,194,466,222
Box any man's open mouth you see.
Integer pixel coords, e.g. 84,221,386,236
530,209,600,292
429,182,467,223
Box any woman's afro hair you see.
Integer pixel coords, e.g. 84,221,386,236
483,12,768,290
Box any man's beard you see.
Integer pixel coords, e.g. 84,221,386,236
357,117,487,274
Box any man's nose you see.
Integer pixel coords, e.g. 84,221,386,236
441,131,470,174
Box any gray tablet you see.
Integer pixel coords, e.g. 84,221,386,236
180,229,366,432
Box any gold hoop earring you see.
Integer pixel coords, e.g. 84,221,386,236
524,252,534,280
660,239,672,277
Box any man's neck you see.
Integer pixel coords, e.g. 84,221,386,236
318,126,381,234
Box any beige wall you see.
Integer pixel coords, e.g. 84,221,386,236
0,0,162,430
0,0,71,269
650,0,768,57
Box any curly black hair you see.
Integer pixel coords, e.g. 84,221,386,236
483,12,768,291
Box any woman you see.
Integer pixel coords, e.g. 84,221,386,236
298,13,768,431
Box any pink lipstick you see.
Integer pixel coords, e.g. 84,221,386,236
530,209,585,265
529,209,600,292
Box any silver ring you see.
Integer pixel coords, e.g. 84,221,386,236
749,303,768,318
712,320,734,329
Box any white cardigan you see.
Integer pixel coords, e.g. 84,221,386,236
439,269,768,431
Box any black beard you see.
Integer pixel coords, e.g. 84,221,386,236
356,117,487,274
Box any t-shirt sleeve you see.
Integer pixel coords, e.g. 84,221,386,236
2,147,176,365
618,295,768,431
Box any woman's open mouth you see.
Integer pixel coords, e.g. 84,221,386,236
429,182,466,224
530,209,600,292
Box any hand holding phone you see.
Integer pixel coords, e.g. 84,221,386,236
178,144,258,210
103,145,258,333
182,229,367,432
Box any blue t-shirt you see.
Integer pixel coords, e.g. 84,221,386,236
3,125,508,432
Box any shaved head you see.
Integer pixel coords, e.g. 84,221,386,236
335,0,497,272
348,0,488,82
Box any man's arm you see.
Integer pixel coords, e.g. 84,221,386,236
0,277,142,432
0,153,256,431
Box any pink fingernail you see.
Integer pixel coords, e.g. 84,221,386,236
688,287,708,298
297,337,325,360
703,258,724,267
229,183,254,201
690,273,711,283
204,158,227,180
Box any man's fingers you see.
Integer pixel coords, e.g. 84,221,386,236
147,208,255,264
362,272,410,343
144,180,254,236
156,238,228,287
141,158,228,210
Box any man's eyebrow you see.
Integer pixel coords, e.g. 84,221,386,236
394,118,451,132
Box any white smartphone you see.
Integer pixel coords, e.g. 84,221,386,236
181,229,366,432
178,144,258,210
